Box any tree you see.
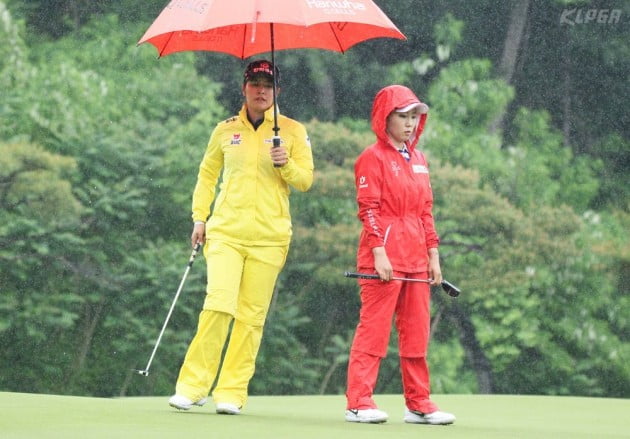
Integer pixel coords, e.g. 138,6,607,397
0,141,84,392
0,10,226,396
490,0,531,133
1,1,627,399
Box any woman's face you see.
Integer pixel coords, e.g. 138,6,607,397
243,78,275,117
386,109,420,147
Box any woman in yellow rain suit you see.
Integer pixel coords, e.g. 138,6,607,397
168,60,314,414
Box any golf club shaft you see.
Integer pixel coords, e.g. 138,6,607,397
344,271,431,283
140,243,201,374
344,271,461,297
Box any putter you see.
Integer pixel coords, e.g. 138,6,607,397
134,242,202,377
344,271,461,297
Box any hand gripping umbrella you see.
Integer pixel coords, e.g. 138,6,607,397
138,0,406,144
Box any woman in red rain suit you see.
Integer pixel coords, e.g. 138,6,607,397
344,85,455,425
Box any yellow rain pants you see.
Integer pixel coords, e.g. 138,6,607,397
175,239,288,407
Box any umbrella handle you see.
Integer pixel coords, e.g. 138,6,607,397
272,136,281,168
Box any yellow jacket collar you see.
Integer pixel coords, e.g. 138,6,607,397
239,104,280,124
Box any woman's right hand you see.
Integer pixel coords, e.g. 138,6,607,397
372,246,393,281
191,222,206,248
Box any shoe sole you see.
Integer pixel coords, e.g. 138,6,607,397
216,408,240,415
404,419,454,425
345,416,388,424
169,398,207,411
404,416,455,425
216,404,240,415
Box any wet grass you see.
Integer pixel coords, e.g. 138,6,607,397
1,392,629,438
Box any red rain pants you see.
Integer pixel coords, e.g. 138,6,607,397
345,272,439,414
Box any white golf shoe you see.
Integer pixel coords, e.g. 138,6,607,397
168,394,207,410
404,408,456,425
216,402,241,415
345,408,389,423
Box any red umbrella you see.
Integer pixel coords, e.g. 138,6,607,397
138,0,406,143
138,0,405,58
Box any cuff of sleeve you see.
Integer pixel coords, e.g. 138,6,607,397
278,157,293,171
367,236,385,249
427,240,440,249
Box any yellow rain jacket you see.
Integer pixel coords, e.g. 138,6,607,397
192,105,314,246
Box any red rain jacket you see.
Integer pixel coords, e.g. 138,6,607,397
355,85,439,273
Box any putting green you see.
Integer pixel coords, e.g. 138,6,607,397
1,392,628,438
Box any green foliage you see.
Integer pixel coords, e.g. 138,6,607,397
0,1,626,400
591,134,630,210
430,58,513,126
431,165,542,368
305,119,370,168
434,13,465,53
99,240,207,397
0,9,226,396
253,299,323,395
429,336,478,394
386,13,464,93
289,119,368,228
0,141,85,392
285,222,362,365
423,58,513,195
503,108,600,211
5,2,627,215
0,1,30,88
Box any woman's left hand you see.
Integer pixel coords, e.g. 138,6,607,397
428,248,442,286
270,145,288,167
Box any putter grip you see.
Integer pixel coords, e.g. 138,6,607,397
187,242,202,267
344,271,379,280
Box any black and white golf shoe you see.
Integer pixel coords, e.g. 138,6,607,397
168,394,207,410
404,408,456,425
345,408,388,423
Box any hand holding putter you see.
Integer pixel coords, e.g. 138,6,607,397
344,271,461,297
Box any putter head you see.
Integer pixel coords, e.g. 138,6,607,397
441,280,461,297
134,369,150,377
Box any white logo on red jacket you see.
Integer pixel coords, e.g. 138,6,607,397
358,175,368,189
413,164,429,173
391,161,401,176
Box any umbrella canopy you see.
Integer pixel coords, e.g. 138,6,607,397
138,0,406,144
137,0,406,58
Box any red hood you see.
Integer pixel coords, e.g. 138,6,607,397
371,85,428,151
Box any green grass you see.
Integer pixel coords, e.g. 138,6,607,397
1,392,629,438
